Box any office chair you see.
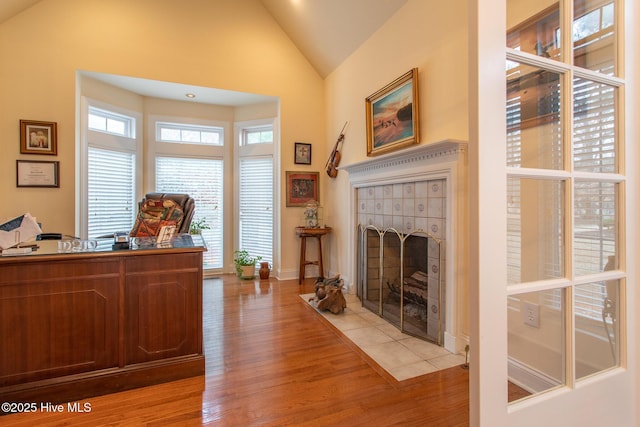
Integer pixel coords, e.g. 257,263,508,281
130,193,195,237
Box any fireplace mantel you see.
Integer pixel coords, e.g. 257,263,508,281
340,139,467,187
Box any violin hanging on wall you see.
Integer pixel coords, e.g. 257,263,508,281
325,121,349,178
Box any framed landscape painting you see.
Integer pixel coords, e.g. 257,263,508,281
365,68,419,156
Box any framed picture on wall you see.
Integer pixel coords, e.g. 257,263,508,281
16,160,60,188
365,68,419,157
294,142,312,165
286,171,319,207
20,120,58,155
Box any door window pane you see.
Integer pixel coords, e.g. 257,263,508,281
573,77,617,173
575,279,620,379
573,0,616,75
508,289,566,402
574,181,617,276
507,63,563,170
507,178,565,284
507,4,560,61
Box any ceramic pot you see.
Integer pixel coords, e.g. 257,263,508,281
240,265,255,279
259,261,270,280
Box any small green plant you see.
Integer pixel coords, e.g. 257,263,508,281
233,249,262,277
190,218,211,234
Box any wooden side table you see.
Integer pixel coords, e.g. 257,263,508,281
295,226,332,284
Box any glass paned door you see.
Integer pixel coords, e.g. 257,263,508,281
156,156,224,269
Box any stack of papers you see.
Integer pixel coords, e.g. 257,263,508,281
0,213,42,249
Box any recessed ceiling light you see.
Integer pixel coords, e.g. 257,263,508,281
185,93,196,98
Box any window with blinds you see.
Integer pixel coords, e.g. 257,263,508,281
86,106,138,240
87,147,136,239
239,157,273,264
156,156,224,269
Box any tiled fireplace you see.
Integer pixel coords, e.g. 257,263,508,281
357,180,445,343
342,140,467,352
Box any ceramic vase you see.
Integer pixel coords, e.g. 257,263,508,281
259,261,270,279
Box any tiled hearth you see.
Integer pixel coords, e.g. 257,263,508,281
302,293,465,381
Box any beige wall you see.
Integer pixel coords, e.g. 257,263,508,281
0,0,324,275
323,0,469,343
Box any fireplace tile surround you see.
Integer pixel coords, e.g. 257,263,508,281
341,140,468,354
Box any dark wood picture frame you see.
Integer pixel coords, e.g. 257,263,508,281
294,142,312,165
20,120,58,155
286,171,319,207
16,160,60,188
366,68,419,157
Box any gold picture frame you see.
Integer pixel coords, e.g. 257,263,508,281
20,120,58,155
365,68,419,156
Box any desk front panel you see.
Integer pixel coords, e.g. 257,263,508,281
0,258,120,387
124,252,202,364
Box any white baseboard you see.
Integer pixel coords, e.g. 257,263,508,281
444,331,464,354
508,357,561,393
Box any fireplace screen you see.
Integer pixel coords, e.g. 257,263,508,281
357,225,443,344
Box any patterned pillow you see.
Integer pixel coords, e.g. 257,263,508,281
130,199,184,237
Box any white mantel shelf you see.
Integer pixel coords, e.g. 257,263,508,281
340,139,467,187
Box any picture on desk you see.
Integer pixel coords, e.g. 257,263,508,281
286,171,319,207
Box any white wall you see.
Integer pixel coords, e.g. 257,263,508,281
0,0,325,276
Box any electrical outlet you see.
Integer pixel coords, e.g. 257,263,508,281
523,302,540,328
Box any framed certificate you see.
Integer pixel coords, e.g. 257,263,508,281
16,160,60,188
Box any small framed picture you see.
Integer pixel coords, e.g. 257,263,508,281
16,160,60,188
20,120,58,155
286,171,319,207
294,142,312,165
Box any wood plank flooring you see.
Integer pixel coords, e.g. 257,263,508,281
2,275,470,426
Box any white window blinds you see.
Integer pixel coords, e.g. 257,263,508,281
156,156,224,269
239,157,273,264
87,147,136,239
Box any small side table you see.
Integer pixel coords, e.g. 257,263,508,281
295,226,332,284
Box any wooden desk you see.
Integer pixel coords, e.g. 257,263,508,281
295,226,331,284
0,235,206,406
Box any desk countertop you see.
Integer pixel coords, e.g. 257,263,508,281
1,233,207,261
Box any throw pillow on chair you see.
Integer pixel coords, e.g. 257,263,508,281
130,199,184,237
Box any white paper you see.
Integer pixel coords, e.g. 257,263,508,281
0,213,43,249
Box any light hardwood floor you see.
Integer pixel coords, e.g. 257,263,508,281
2,275,470,426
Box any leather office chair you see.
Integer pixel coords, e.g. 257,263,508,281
130,193,195,237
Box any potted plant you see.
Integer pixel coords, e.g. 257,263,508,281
233,249,261,279
190,218,210,235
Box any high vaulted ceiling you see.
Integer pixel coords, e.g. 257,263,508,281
260,0,407,77
0,0,406,78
